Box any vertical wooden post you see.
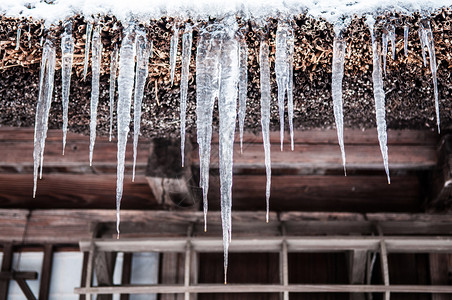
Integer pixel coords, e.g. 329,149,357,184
120,253,133,300
0,243,13,300
347,250,367,300
38,244,54,300
85,243,95,300
379,240,390,300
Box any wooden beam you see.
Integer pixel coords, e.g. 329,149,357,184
94,251,116,300
347,250,367,300
15,278,37,300
74,284,452,294
146,138,199,208
430,134,452,211
120,253,132,300
0,243,13,300
38,244,53,300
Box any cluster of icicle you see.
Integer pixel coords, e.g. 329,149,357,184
32,14,440,282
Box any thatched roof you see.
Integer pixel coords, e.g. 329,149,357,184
0,9,452,138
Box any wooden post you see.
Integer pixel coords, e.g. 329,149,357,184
429,135,452,211
120,253,132,300
429,254,452,300
0,243,13,300
379,240,390,300
347,250,367,300
38,244,53,300
146,138,200,209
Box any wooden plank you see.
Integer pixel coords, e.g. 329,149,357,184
0,243,13,300
0,174,156,209
348,250,367,300
74,284,452,294
15,278,37,300
429,254,452,300
209,175,422,212
79,252,89,300
95,251,116,300
0,271,37,280
120,253,132,300
429,135,452,211
38,244,53,300
160,253,185,300
380,241,390,300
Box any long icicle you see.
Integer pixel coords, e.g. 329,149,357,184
61,21,74,154
332,30,347,175
238,36,248,153
83,22,93,81
403,25,409,56
196,25,221,232
89,25,102,166
419,29,427,67
132,29,150,181
367,17,390,184
218,20,239,284
15,25,21,50
382,27,388,75
287,24,295,151
420,19,440,133
388,24,396,60
275,21,289,151
109,44,119,141
33,39,56,197
170,23,179,86
116,23,137,236
260,39,272,223
180,24,193,166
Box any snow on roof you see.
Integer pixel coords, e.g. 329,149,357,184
0,0,451,26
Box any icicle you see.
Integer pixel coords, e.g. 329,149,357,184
275,21,289,151
89,26,103,166
403,25,409,56
366,17,390,184
332,30,347,175
15,25,21,50
83,22,93,81
388,24,396,60
61,21,74,155
260,39,272,223
419,29,427,67
169,23,179,86
109,45,119,141
217,21,239,285
33,39,56,197
150,40,154,58
287,25,295,151
420,19,440,133
196,24,221,232
382,28,388,75
116,23,137,235
180,24,193,166
238,37,248,153
132,29,150,182
40,36,43,46
28,25,31,48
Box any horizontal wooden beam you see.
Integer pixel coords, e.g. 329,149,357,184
78,236,452,253
1,209,452,244
74,284,452,294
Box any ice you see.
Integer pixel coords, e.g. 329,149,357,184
388,24,396,60
275,21,290,150
15,25,21,50
132,29,150,181
419,28,427,67
238,36,248,153
170,23,179,86
332,32,347,175
420,19,440,133
116,23,137,235
367,17,390,184
217,20,239,284
260,39,272,223
404,25,409,56
109,44,119,141
382,27,388,75
83,22,93,81
89,25,103,166
180,24,193,166
33,39,56,198
196,23,221,232
61,21,74,155
287,25,295,151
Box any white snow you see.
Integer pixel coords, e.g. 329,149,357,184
0,0,450,26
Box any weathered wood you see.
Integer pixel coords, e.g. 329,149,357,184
1,209,452,244
94,251,116,300
347,250,367,300
0,271,37,280
146,138,199,208
74,284,452,294
79,252,89,300
160,253,185,300
0,174,156,209
430,135,452,211
38,244,53,300
429,254,452,300
0,243,13,300
15,278,37,300
120,253,132,300
379,240,390,300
